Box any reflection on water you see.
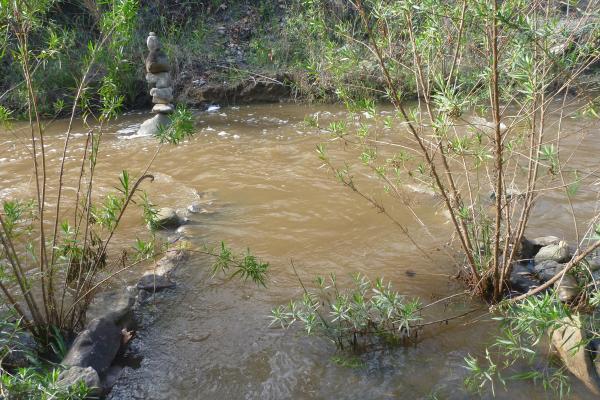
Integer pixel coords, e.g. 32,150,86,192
1,103,598,399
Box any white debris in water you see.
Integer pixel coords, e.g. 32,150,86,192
204,126,215,132
219,113,227,117
116,125,141,135
207,105,220,112
233,134,240,139
218,131,229,137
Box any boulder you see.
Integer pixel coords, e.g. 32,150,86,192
87,286,136,324
136,113,171,137
586,256,600,272
153,207,182,230
152,103,175,114
534,241,571,263
555,274,580,303
551,315,600,395
57,366,101,396
531,236,561,247
534,260,563,282
62,317,122,375
146,72,171,89
145,49,170,74
137,273,175,291
509,263,539,293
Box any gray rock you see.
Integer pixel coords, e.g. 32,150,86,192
150,87,173,99
145,72,171,89
555,274,580,302
534,260,563,282
551,315,600,395
152,95,173,104
62,317,121,375
509,264,539,293
153,207,181,230
136,113,171,137
146,33,160,52
534,241,571,263
1,329,37,369
586,256,600,272
145,49,170,74
531,236,561,247
137,273,175,291
592,339,600,381
152,103,175,114
57,366,101,396
593,270,600,283
87,286,136,324
187,201,202,213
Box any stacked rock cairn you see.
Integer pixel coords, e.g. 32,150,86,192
137,32,174,136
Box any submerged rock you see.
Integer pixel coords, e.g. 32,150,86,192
555,275,580,303
137,273,176,292
509,263,539,293
534,241,571,263
153,207,182,230
62,317,122,375
136,113,171,137
57,366,101,396
551,315,600,395
534,260,563,282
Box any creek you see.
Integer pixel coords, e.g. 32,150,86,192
0,103,598,399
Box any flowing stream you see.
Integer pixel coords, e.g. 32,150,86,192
1,103,598,399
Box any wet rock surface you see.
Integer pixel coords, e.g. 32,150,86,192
62,317,122,375
551,315,600,395
57,366,102,396
534,241,571,263
153,207,182,230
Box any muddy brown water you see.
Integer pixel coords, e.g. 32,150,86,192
1,103,599,399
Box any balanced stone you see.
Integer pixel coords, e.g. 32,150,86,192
153,95,173,104
146,49,170,74
147,32,160,51
150,87,173,99
152,103,175,114
136,33,176,137
146,72,171,88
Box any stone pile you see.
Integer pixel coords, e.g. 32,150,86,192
137,32,174,136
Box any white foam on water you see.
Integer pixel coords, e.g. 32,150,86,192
218,131,229,137
207,105,221,112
